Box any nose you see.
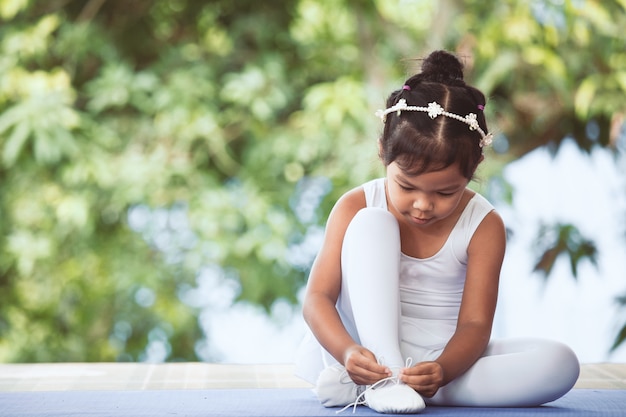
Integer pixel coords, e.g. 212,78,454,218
412,196,433,212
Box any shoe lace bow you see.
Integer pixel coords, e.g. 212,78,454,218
336,358,413,414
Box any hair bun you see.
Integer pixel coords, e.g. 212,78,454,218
420,50,464,84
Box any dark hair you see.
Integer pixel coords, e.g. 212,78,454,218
379,50,488,180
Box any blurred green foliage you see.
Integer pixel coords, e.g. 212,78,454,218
0,0,624,362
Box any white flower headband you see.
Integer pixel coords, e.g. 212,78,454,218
375,98,494,148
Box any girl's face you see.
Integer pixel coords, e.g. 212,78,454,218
385,161,469,229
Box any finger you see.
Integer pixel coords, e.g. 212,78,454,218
348,364,390,385
354,366,391,385
417,386,438,398
362,360,391,375
400,372,439,389
402,362,442,380
350,352,391,375
400,376,437,396
350,361,394,385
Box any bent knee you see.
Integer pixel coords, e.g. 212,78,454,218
541,339,580,382
351,207,397,227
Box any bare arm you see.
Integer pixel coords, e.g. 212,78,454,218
302,188,391,385
400,210,506,396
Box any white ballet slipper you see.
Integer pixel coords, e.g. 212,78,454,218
364,378,425,414
315,365,364,408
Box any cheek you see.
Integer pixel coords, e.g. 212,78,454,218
437,196,463,215
439,201,456,214
388,189,410,210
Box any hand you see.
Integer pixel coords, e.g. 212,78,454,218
399,361,444,398
343,345,391,386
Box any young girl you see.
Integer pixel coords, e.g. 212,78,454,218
295,50,580,414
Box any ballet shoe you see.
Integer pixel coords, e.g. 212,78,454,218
364,378,425,414
315,365,364,407
336,375,426,414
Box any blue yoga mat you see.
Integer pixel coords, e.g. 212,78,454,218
0,388,624,416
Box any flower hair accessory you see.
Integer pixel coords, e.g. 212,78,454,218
375,99,494,147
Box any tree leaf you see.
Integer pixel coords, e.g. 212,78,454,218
1,118,30,167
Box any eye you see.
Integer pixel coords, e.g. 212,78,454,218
438,191,455,197
397,183,414,191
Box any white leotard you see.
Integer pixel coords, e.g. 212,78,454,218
364,178,494,357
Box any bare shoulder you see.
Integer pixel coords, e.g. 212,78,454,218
325,186,367,236
468,209,506,259
479,208,505,231
332,186,367,215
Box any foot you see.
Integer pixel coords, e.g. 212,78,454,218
364,379,425,414
315,365,364,407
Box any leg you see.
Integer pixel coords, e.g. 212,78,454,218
316,208,424,413
428,338,580,407
340,207,405,370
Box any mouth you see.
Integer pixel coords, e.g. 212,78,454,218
410,215,431,225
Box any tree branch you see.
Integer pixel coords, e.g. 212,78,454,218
77,0,107,23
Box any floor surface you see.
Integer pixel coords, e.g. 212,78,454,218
0,363,624,392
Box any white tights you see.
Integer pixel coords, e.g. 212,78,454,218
332,207,580,407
